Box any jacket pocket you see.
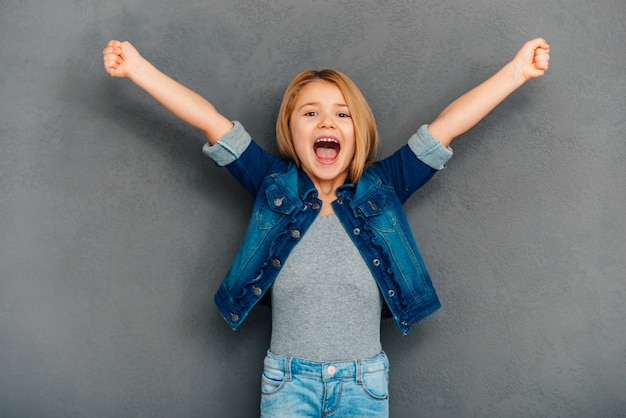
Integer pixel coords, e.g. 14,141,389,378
355,192,396,232
256,184,297,229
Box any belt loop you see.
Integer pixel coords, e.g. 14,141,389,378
356,359,363,384
285,356,292,381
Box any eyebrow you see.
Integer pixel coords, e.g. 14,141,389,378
296,102,349,111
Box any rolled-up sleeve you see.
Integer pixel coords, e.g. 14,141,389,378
202,121,251,166
407,124,453,170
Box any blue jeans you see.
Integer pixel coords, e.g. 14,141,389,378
260,350,390,417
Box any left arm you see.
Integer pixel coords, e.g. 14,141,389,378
428,38,550,147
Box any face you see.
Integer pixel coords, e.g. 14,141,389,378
289,80,356,191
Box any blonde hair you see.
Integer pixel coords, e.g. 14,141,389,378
275,69,379,183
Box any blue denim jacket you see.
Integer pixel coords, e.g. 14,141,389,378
203,122,452,334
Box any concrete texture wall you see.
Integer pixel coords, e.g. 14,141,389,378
1,0,624,417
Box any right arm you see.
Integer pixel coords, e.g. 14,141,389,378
427,38,550,147
102,40,233,144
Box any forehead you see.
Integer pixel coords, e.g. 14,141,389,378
294,80,347,106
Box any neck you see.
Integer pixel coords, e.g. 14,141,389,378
312,172,347,196
308,173,347,217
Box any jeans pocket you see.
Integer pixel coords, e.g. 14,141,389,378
261,364,287,395
359,365,389,401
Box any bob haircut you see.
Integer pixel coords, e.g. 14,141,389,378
275,69,379,183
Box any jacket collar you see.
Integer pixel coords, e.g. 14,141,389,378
338,169,381,201
273,164,381,203
270,163,316,204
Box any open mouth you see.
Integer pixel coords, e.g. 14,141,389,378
313,137,340,163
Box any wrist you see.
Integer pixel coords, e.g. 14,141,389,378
503,59,528,88
127,56,151,83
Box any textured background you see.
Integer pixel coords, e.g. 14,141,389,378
1,0,625,417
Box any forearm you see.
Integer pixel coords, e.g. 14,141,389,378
129,58,233,144
428,60,526,147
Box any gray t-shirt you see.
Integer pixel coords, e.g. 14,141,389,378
270,214,383,362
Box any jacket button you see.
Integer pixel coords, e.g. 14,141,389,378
372,258,380,266
271,258,281,268
252,285,262,296
368,200,379,211
388,289,395,297
230,313,239,322
273,196,285,207
353,228,360,235
290,229,301,239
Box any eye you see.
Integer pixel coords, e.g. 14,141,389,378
337,112,351,118
304,111,318,117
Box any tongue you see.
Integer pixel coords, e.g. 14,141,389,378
315,147,338,161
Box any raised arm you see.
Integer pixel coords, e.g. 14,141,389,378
427,38,550,147
102,40,233,144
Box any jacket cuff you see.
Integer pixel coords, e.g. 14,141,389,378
202,121,251,166
408,124,453,170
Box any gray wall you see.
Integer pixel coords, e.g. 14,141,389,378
1,0,624,417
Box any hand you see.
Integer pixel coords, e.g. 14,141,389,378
102,40,143,78
512,38,550,81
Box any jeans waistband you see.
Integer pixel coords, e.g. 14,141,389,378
264,350,388,382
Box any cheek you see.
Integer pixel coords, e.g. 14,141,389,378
292,137,311,161
343,135,357,158
289,122,307,145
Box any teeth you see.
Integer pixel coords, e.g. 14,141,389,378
315,138,338,143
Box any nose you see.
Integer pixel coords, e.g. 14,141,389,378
318,113,335,129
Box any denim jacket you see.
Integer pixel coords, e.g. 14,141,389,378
203,122,452,335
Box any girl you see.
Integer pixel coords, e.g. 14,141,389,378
103,38,549,417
